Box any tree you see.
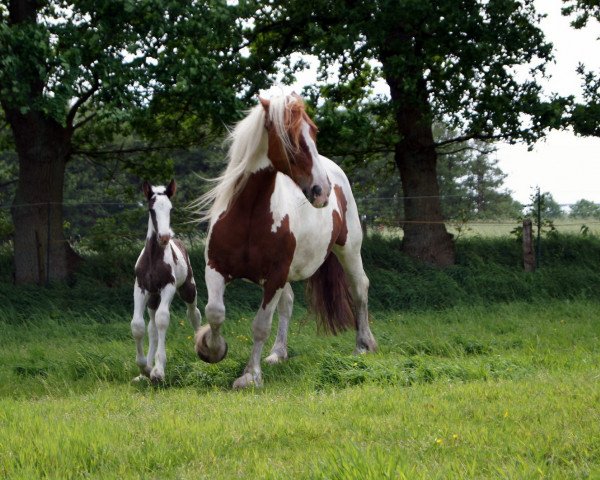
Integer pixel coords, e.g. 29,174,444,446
528,191,564,219
247,0,566,265
562,0,600,136
0,0,260,284
570,199,600,219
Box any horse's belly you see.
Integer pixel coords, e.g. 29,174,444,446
287,231,331,281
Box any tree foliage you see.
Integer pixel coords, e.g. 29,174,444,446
245,0,567,266
562,0,600,136
569,199,600,219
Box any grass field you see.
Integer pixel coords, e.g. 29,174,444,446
1,292,599,479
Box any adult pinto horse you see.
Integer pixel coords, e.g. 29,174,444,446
194,94,377,388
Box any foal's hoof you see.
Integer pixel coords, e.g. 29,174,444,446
233,372,263,389
150,367,165,384
131,374,150,384
195,324,228,364
264,350,288,365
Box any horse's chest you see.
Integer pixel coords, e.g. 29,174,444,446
207,213,296,285
135,252,175,294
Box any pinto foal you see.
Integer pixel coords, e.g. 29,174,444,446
131,180,202,382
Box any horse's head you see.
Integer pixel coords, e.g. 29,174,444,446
260,94,331,208
142,179,176,247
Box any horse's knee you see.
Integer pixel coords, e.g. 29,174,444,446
155,309,170,330
131,317,145,339
205,302,225,326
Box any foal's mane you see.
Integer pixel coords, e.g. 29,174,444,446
194,95,311,223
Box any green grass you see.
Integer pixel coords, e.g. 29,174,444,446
1,235,600,478
0,299,599,479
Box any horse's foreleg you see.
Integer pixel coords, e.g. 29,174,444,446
265,282,294,365
150,285,176,383
196,267,228,363
234,289,283,389
146,307,157,374
131,283,151,378
333,246,377,354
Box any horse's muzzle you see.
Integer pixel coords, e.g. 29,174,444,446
158,234,171,246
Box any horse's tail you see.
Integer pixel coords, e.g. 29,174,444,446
306,253,357,334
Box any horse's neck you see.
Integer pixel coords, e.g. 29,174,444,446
146,216,154,240
144,217,166,259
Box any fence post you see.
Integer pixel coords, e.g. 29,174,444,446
361,214,367,237
536,187,542,269
522,218,535,272
46,202,51,286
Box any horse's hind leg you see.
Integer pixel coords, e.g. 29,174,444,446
178,277,202,333
265,282,293,365
186,301,202,333
234,288,283,389
195,267,228,363
131,283,151,378
333,246,377,354
150,285,176,383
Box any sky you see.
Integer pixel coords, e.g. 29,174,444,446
494,0,600,206
266,0,600,207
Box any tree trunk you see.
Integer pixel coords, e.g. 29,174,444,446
6,110,80,284
384,73,455,266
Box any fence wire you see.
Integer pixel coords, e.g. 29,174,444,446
1,197,600,249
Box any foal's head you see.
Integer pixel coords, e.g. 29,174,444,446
260,94,331,208
142,180,176,247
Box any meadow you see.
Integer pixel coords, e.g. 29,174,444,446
0,235,599,479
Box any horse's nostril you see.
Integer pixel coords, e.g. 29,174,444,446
311,185,322,197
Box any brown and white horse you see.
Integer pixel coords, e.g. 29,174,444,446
194,94,377,388
131,180,202,382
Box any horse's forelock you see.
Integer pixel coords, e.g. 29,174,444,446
269,95,310,152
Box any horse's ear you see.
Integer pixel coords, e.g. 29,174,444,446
258,96,271,127
142,181,152,200
258,96,270,113
166,179,177,198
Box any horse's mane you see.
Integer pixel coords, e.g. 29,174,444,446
193,95,308,223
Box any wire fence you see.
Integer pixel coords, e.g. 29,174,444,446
2,195,600,251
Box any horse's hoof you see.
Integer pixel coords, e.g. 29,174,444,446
131,375,150,384
233,372,262,389
264,351,288,365
150,368,165,384
195,324,228,364
354,335,377,354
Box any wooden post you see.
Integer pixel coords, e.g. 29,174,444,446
523,218,535,272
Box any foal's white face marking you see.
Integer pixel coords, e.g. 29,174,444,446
149,187,174,246
301,121,331,207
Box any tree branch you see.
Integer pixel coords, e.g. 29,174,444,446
72,113,97,130
0,179,18,189
433,131,520,148
437,145,495,156
73,143,196,157
66,77,100,129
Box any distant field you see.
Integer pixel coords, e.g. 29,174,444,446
0,299,598,479
369,217,600,238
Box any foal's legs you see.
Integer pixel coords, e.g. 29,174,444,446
185,300,202,333
150,284,176,382
333,245,377,353
265,282,294,365
233,288,283,389
131,283,151,378
146,307,158,375
195,267,228,363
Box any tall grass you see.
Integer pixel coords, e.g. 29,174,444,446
0,235,599,478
